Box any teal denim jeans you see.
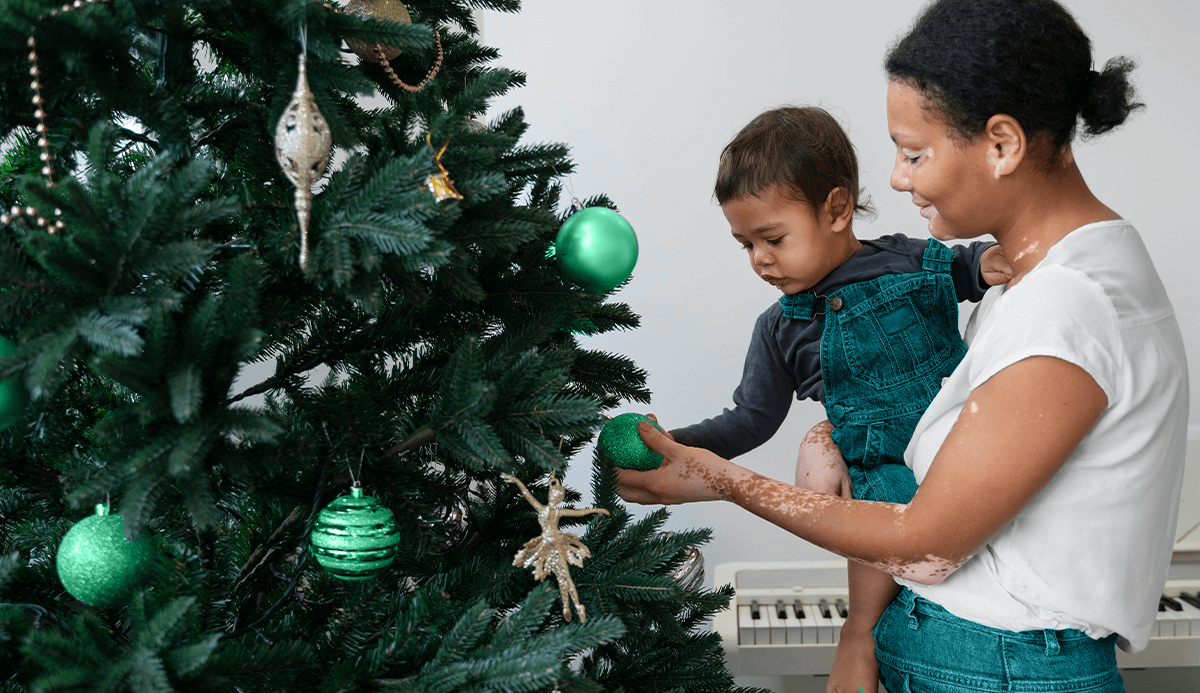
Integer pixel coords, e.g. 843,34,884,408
874,588,1126,692
850,464,1126,692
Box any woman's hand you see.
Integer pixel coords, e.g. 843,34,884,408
614,416,738,505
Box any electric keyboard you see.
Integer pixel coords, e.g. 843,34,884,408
713,560,1200,678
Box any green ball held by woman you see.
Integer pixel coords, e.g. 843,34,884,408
598,413,666,471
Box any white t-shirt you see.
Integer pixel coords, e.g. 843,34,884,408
898,220,1189,653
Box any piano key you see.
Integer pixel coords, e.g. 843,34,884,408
813,599,834,644
784,603,803,644
1160,595,1187,637
767,600,787,644
828,598,847,644
1179,592,1200,610
798,599,818,644
737,605,755,645
752,600,772,645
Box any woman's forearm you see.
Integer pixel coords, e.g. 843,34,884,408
715,462,966,583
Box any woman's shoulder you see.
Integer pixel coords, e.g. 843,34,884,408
1030,220,1175,327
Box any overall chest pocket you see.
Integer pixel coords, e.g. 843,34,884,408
835,274,959,390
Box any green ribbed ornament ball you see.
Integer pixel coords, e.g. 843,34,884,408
310,485,400,581
0,335,25,432
55,504,158,608
598,413,665,471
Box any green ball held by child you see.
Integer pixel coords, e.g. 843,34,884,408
598,413,665,471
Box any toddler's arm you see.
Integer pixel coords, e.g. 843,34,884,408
795,420,852,498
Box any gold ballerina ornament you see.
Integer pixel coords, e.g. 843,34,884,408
274,46,332,271
502,473,609,622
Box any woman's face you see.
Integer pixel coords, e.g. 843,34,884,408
886,80,997,240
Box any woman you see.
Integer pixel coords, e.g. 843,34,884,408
617,0,1189,690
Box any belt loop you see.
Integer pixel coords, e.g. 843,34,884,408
906,593,920,630
1043,629,1061,656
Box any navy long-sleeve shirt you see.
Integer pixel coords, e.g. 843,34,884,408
670,235,995,460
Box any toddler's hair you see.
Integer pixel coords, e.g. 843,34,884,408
885,0,1143,159
714,106,873,219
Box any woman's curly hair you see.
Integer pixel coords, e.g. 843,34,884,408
885,0,1143,159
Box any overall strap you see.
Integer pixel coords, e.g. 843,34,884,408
921,238,954,275
780,292,842,320
779,292,816,320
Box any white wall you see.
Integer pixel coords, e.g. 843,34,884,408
479,0,1200,577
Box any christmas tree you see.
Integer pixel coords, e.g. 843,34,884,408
0,1,756,690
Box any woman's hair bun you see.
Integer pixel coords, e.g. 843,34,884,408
1079,56,1145,138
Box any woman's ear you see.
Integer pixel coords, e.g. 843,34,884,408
824,187,855,232
983,114,1026,178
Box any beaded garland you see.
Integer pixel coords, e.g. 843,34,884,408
0,0,107,234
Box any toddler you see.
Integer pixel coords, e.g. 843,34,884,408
669,106,1011,692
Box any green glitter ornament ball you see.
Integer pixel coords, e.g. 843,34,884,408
0,335,26,432
554,207,638,292
55,504,158,608
310,485,400,581
598,413,665,471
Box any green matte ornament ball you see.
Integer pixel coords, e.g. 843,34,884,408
0,335,25,432
55,504,158,608
554,207,638,292
598,413,665,471
310,485,400,581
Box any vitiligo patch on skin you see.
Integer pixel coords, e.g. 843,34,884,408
969,401,979,414
855,553,968,585
1012,241,1039,263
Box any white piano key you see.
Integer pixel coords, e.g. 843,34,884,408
814,599,834,644
784,603,803,644
737,605,755,645
752,601,772,645
829,598,847,644
767,601,787,644
798,600,818,644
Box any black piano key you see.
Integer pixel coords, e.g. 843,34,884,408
1178,592,1200,610
1161,595,1183,612
775,600,787,620
793,599,805,619
819,598,832,619
750,600,761,619
835,598,849,619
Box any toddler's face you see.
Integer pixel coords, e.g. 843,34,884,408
724,184,846,295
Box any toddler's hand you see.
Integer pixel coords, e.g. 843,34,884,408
796,420,852,498
980,243,1014,286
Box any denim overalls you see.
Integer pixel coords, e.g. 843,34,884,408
779,238,965,504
